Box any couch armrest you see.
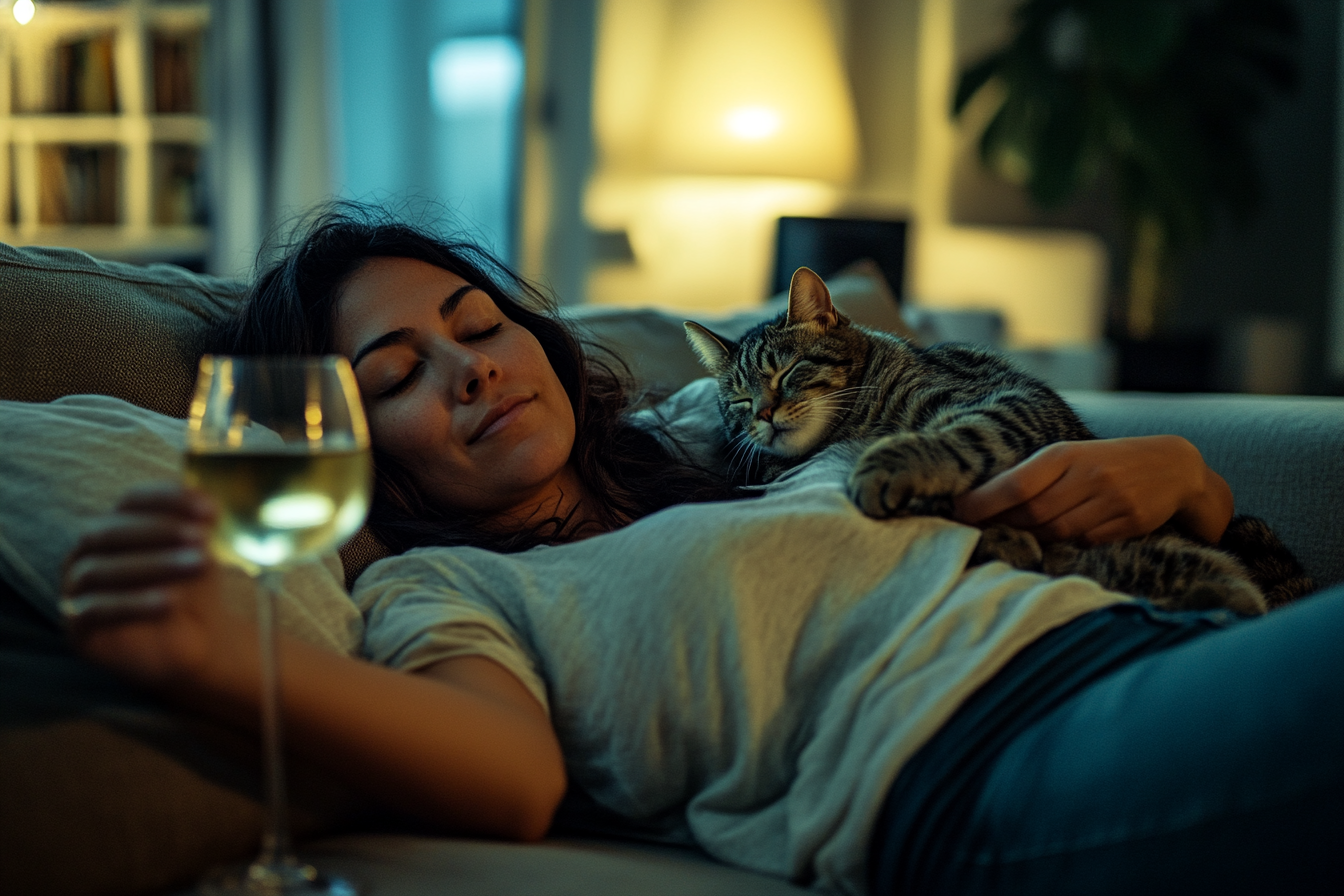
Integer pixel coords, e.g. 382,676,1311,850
1063,391,1344,589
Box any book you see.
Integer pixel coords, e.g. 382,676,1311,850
152,30,202,114
152,143,204,225
53,31,119,114
38,144,119,224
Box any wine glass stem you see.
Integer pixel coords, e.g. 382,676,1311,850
255,570,293,871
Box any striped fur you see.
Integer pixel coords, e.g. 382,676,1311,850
685,267,1314,616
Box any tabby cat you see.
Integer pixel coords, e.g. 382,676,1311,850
684,267,1313,615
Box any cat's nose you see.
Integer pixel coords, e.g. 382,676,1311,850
757,406,774,422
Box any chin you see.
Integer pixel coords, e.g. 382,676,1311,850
754,431,816,458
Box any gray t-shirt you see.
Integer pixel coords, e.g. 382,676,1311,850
355,453,1128,895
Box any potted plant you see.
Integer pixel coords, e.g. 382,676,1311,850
953,0,1298,374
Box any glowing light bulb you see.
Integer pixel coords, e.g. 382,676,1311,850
723,105,781,141
12,0,35,25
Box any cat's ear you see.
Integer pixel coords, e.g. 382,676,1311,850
786,267,841,329
684,321,734,375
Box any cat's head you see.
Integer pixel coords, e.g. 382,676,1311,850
683,267,866,458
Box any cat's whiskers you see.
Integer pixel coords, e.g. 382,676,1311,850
725,430,761,480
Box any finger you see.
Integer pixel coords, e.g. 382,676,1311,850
70,515,208,560
955,452,1069,524
1078,514,1153,546
115,483,217,521
1022,497,1124,543
61,589,171,627
64,547,208,596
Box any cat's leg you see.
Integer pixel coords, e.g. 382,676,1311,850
971,524,1045,571
1218,515,1317,609
1044,534,1268,616
848,431,986,519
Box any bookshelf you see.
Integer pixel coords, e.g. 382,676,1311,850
0,0,210,261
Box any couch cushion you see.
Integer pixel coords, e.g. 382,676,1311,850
0,394,364,648
0,242,388,585
568,259,915,396
301,833,813,896
0,394,367,895
1066,391,1344,588
0,243,246,416
0,584,360,896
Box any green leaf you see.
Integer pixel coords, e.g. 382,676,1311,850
979,99,1034,186
953,51,1007,117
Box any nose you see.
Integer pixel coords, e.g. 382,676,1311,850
756,405,774,422
455,349,499,404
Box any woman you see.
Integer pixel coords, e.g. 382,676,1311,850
63,205,1342,894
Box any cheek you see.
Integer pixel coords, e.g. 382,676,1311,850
369,401,448,475
723,403,751,434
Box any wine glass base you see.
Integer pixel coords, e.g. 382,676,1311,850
199,858,358,895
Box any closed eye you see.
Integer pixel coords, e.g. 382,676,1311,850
379,362,422,399
465,322,503,342
729,397,752,407
804,354,846,367
781,360,815,388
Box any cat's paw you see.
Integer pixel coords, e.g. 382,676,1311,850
848,433,963,518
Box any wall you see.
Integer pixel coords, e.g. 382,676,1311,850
1176,0,1340,394
839,0,921,213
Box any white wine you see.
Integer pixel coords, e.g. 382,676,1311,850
184,449,372,570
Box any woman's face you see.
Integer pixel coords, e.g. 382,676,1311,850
334,256,580,522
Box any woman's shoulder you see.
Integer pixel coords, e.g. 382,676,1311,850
351,543,503,605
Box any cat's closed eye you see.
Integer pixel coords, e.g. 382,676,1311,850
782,361,815,386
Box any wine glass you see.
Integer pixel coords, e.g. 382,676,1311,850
185,355,371,895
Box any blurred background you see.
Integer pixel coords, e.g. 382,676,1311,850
0,0,1339,394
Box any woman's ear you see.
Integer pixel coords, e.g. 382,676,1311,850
786,267,841,329
684,322,734,375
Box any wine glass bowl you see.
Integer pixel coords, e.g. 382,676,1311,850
186,355,371,572
186,355,369,895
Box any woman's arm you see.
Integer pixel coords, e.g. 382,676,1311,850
952,435,1234,545
63,484,566,841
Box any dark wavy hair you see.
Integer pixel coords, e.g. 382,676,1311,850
213,202,741,554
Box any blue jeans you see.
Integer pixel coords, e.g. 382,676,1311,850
870,588,1344,895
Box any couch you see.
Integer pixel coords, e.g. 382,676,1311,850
2,241,1342,896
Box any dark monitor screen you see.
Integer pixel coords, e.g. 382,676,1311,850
771,216,908,299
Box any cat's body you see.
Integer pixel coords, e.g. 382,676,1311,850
685,267,1314,615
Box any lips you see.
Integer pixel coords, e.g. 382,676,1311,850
468,394,534,444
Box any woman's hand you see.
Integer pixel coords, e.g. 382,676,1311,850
952,436,1234,546
61,484,567,838
62,483,250,690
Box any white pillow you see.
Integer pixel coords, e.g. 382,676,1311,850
0,395,363,655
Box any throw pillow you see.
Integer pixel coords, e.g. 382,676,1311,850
567,260,915,396
0,395,365,896
0,395,363,652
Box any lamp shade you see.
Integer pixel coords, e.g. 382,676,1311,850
652,0,859,183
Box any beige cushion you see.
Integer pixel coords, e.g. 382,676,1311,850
0,242,389,585
301,833,812,895
0,585,359,896
0,393,367,895
0,243,246,416
0,394,364,651
569,258,915,396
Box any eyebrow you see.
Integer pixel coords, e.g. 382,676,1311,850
352,284,479,369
